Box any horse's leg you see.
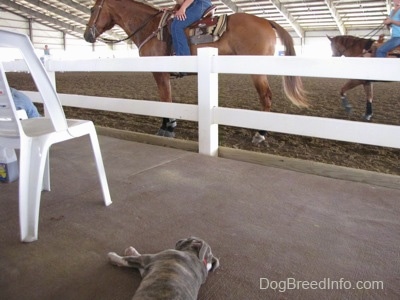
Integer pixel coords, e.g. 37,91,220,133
363,81,373,121
152,72,176,137
340,79,367,113
251,74,272,145
340,80,356,113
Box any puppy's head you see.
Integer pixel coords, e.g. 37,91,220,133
175,237,220,273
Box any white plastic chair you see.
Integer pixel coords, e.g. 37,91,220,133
0,29,112,242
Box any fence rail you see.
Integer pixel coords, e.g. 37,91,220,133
4,48,400,157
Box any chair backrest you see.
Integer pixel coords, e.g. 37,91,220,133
0,63,21,138
0,29,67,132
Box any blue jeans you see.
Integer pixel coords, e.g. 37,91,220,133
11,88,41,118
171,0,212,56
376,37,400,57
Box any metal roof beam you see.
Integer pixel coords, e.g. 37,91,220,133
269,0,304,38
218,0,244,13
56,0,90,13
324,0,346,35
20,0,87,25
1,0,83,34
0,0,123,40
385,0,391,15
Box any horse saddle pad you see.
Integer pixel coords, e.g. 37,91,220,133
157,11,227,45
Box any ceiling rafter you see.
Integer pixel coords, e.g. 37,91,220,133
324,0,346,35
20,0,87,25
385,0,391,14
269,0,304,38
218,0,244,13
1,0,83,36
0,0,125,41
0,0,391,41
55,0,90,14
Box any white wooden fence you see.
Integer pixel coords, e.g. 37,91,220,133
4,48,400,157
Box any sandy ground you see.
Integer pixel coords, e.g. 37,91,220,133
7,72,400,175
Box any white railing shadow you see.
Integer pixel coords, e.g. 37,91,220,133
3,48,400,158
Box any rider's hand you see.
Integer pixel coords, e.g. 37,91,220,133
383,17,392,25
175,8,187,20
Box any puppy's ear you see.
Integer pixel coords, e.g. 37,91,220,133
175,238,186,249
197,241,220,272
210,256,220,272
197,241,208,261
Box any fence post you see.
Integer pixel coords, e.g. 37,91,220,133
197,47,218,156
44,60,56,89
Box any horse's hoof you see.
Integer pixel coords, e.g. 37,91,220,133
363,113,373,121
156,129,165,136
156,129,176,138
164,131,176,138
344,104,353,113
341,96,352,113
252,132,266,145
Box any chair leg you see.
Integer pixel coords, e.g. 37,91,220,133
19,140,48,242
88,128,112,206
42,152,51,191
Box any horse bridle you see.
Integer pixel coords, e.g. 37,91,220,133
86,0,163,45
86,0,106,41
334,44,349,57
334,22,386,57
334,37,376,57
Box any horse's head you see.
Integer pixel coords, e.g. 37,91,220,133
327,35,345,57
84,0,116,43
327,35,374,57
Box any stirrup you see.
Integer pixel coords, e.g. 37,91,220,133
170,72,187,79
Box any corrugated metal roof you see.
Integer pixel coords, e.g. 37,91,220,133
0,0,391,40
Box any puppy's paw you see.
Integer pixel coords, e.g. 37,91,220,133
124,246,140,256
108,252,129,267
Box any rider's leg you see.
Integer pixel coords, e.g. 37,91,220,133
171,1,211,56
376,37,400,57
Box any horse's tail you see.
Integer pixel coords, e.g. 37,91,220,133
267,20,309,108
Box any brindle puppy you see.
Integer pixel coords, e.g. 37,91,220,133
108,237,220,300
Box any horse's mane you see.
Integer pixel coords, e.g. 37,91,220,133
333,35,375,47
330,35,376,55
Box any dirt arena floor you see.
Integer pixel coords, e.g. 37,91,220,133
7,72,400,176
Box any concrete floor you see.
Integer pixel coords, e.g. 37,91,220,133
1,134,399,300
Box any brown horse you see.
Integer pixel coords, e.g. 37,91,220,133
84,0,307,144
327,35,397,121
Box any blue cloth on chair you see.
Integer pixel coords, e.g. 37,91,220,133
10,87,41,118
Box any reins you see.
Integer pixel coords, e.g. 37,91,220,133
86,0,106,41
335,23,386,56
86,0,163,45
98,11,163,44
336,36,375,57
362,23,386,39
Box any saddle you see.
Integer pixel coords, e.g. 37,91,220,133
157,5,227,51
362,39,378,57
363,39,400,58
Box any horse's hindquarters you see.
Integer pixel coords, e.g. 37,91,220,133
191,13,277,56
